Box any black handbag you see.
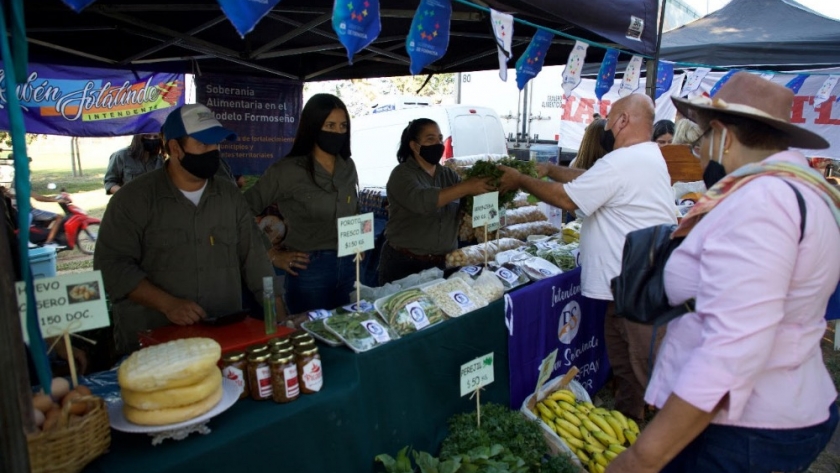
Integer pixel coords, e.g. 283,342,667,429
610,224,694,326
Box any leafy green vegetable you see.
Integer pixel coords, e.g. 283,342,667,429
463,158,539,213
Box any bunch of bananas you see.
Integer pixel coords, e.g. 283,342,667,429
533,389,640,473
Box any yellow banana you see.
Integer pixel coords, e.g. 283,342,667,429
549,389,576,403
558,400,578,413
627,418,640,435
540,414,554,428
537,403,555,420
593,430,621,448
608,443,627,454
581,417,602,434
593,407,611,416
543,398,560,411
576,449,591,464
603,450,618,461
587,460,598,473
595,464,606,473
560,433,585,450
582,401,596,410
580,426,594,444
576,403,592,415
593,452,609,468
624,429,637,445
584,442,605,454
561,409,583,427
589,413,617,438
610,410,630,431
555,419,583,439
604,416,626,444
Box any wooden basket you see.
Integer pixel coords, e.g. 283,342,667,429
27,395,111,473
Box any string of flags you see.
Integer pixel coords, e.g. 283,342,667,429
59,0,840,107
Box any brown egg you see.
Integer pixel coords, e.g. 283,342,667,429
32,393,54,413
42,406,61,431
33,408,45,427
61,390,87,416
74,385,92,397
50,378,71,401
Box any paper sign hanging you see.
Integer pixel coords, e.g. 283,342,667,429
562,41,589,98
785,74,808,94
333,0,382,64
406,0,452,75
515,30,553,91
618,55,643,97
490,9,514,82
710,69,738,97
814,75,840,107
534,348,558,396
472,191,499,228
681,67,710,97
17,271,110,344
337,212,375,257
655,61,675,99
594,48,619,101
60,0,97,12
460,352,495,396
218,0,282,38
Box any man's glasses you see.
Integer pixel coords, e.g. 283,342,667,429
690,128,712,159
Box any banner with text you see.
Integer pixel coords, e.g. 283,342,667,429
506,268,610,408
0,62,184,137
196,73,303,175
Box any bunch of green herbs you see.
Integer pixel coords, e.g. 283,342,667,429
463,158,539,213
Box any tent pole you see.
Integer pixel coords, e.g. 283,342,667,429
647,0,669,102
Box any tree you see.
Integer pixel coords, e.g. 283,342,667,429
0,132,40,152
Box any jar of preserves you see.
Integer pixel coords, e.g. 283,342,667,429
272,345,295,357
247,353,273,401
246,344,269,357
290,331,313,344
295,347,323,394
267,337,291,352
269,353,300,403
221,351,249,400
294,338,316,351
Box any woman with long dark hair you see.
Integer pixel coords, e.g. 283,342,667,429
104,133,164,194
378,118,492,284
245,94,358,314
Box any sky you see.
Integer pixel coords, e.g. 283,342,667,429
682,0,840,19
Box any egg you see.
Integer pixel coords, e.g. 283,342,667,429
74,385,92,397
62,390,87,416
33,408,45,428
32,393,54,414
42,406,61,431
50,378,71,401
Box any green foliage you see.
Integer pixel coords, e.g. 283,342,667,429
0,132,40,149
540,455,579,473
463,158,538,213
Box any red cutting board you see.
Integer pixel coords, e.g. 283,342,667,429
138,317,295,354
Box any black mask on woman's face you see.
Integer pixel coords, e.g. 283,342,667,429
418,143,445,165
702,128,729,190
316,131,347,156
180,149,221,180
599,129,616,152
142,138,160,153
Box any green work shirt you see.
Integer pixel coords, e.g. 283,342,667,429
93,165,273,353
103,147,163,194
385,159,462,255
245,155,359,252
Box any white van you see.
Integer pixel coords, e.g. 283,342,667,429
351,105,507,188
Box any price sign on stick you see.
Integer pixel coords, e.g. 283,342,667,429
534,349,558,402
472,192,499,228
337,213,375,257
461,352,495,428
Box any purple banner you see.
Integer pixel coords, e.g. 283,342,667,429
0,62,184,137
506,268,610,408
196,73,303,176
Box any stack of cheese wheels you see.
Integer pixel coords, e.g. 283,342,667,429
118,338,223,426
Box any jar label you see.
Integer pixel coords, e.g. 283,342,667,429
302,359,323,392
284,365,300,398
222,366,246,392
256,366,272,398
405,301,430,330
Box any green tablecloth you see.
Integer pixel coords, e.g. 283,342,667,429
84,300,510,473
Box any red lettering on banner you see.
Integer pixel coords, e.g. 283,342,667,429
791,96,810,124
599,101,611,117
561,96,576,121
571,99,596,123
561,97,613,124
815,98,840,126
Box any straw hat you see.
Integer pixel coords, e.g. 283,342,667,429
671,72,829,149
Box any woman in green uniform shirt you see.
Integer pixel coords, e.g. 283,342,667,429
245,94,359,314
378,118,493,284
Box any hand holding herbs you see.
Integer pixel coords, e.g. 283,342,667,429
463,158,539,213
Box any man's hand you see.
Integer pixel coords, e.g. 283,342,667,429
497,165,523,193
466,177,495,195
109,185,121,194
162,298,206,325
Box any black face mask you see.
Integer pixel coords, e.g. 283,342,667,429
180,149,221,180
418,143,445,165
703,159,728,190
316,131,347,156
599,129,616,152
142,138,160,153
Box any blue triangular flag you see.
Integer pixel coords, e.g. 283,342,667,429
406,0,452,75
515,30,553,91
655,61,675,99
333,0,382,64
710,69,738,97
595,49,619,101
785,74,808,94
61,0,97,12
218,0,281,38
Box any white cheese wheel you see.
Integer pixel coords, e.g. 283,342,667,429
123,384,223,426
121,368,221,411
118,338,221,392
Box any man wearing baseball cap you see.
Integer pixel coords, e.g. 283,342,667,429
94,104,274,354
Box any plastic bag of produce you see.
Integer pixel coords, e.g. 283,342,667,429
496,247,532,265
324,312,400,353
488,262,530,290
334,299,377,314
503,205,547,225
522,257,563,280
374,288,446,336
446,238,525,268
421,278,489,317
472,270,505,302
301,319,344,347
476,221,560,243
352,267,444,302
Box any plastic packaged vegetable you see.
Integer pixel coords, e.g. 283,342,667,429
488,262,530,290
521,257,563,280
446,238,525,268
375,288,445,336
476,221,560,243
324,312,400,353
301,319,344,347
421,278,488,317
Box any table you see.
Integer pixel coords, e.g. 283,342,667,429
84,299,510,473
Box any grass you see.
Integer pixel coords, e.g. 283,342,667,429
28,167,107,195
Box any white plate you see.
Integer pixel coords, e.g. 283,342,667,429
108,378,242,433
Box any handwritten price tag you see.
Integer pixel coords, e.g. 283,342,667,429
472,192,499,228
535,349,558,396
460,352,494,396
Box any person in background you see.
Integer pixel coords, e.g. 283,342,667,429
245,94,358,315
378,119,493,285
671,118,703,147
94,104,273,354
104,133,164,194
606,72,840,473
652,119,676,147
1,156,69,248
569,118,608,171
498,94,677,422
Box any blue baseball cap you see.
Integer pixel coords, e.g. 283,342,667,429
161,104,237,144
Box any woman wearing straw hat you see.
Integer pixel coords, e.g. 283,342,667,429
606,72,840,473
